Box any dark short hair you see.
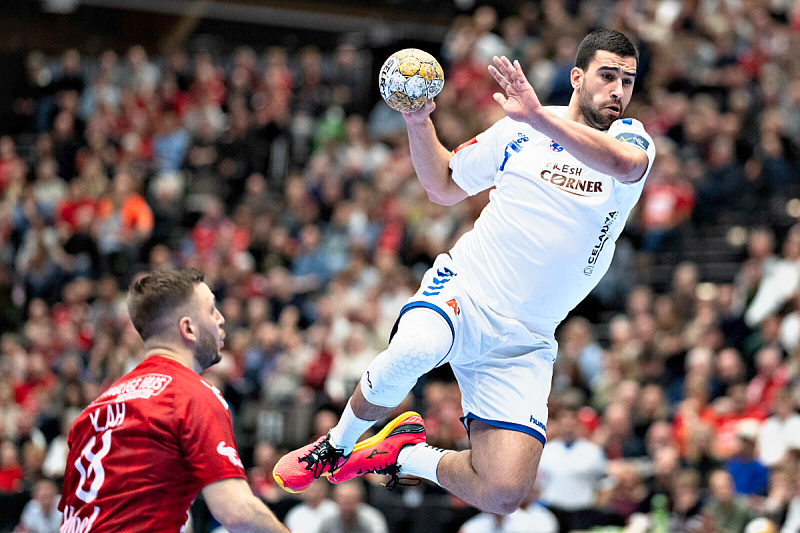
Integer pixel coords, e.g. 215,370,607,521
127,268,204,341
575,29,638,71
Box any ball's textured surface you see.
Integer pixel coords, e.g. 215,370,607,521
379,49,445,113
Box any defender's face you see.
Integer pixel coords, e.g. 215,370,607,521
193,282,225,370
574,50,637,130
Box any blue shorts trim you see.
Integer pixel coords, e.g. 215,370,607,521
461,412,546,447
389,302,455,366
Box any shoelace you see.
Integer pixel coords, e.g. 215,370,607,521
378,437,434,490
373,462,422,490
298,437,346,478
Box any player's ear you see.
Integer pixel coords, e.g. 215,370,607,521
179,316,197,343
571,67,583,90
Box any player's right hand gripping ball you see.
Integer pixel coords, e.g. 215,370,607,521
379,49,445,113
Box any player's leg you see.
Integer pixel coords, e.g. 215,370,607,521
273,306,453,492
435,420,544,514
386,319,552,513
342,416,544,514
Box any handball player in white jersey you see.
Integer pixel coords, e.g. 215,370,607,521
274,29,656,515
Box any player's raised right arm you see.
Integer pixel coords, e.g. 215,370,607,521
203,478,292,533
403,100,468,206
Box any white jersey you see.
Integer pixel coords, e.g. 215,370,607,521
448,106,655,334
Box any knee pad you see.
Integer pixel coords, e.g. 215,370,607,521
360,307,454,408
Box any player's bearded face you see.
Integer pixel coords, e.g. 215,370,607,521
195,323,221,370
576,52,636,131
578,78,621,130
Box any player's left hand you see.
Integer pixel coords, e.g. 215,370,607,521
488,56,542,124
402,98,436,126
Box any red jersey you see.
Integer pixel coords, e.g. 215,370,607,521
59,356,246,532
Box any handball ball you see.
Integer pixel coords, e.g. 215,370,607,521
379,49,445,113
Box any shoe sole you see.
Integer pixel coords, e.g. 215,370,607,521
273,411,422,493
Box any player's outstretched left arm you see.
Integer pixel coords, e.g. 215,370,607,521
489,56,648,184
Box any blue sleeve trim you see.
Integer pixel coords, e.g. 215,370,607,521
460,412,547,447
389,301,455,366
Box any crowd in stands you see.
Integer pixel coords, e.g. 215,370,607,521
2,0,800,532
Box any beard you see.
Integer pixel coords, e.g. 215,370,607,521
195,325,221,370
578,84,618,130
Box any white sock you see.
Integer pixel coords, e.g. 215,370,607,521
327,401,376,455
397,443,451,486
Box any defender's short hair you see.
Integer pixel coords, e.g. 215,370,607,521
127,268,204,341
575,29,638,71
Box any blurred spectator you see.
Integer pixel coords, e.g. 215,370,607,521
705,469,751,533
51,111,81,181
14,478,60,533
95,170,153,279
243,321,282,395
547,36,579,106
284,480,337,533
746,346,790,415
15,214,68,305
554,317,605,394
640,151,695,255
0,136,27,201
190,198,249,264
31,160,66,220
757,387,800,467
318,480,388,533
597,461,648,522
152,106,190,175
122,44,160,92
12,51,53,134
671,261,699,325
671,365,718,457
745,227,800,328
471,6,508,66
458,481,558,533
292,224,334,296
692,135,745,226
421,380,468,451
641,445,680,513
668,469,705,532
41,411,76,481
748,109,796,201
716,348,748,397
595,402,647,459
53,49,84,95
783,473,800,533
751,467,795,526
633,384,668,441
20,442,46,491
538,398,607,532
684,423,722,487
324,324,374,407
0,440,23,493
726,420,769,496
328,42,371,115
714,382,767,459
79,54,121,121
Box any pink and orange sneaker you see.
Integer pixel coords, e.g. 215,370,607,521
329,411,426,486
273,434,349,493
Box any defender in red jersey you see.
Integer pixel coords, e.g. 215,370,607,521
59,268,289,533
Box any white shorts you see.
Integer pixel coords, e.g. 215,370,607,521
391,254,556,445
